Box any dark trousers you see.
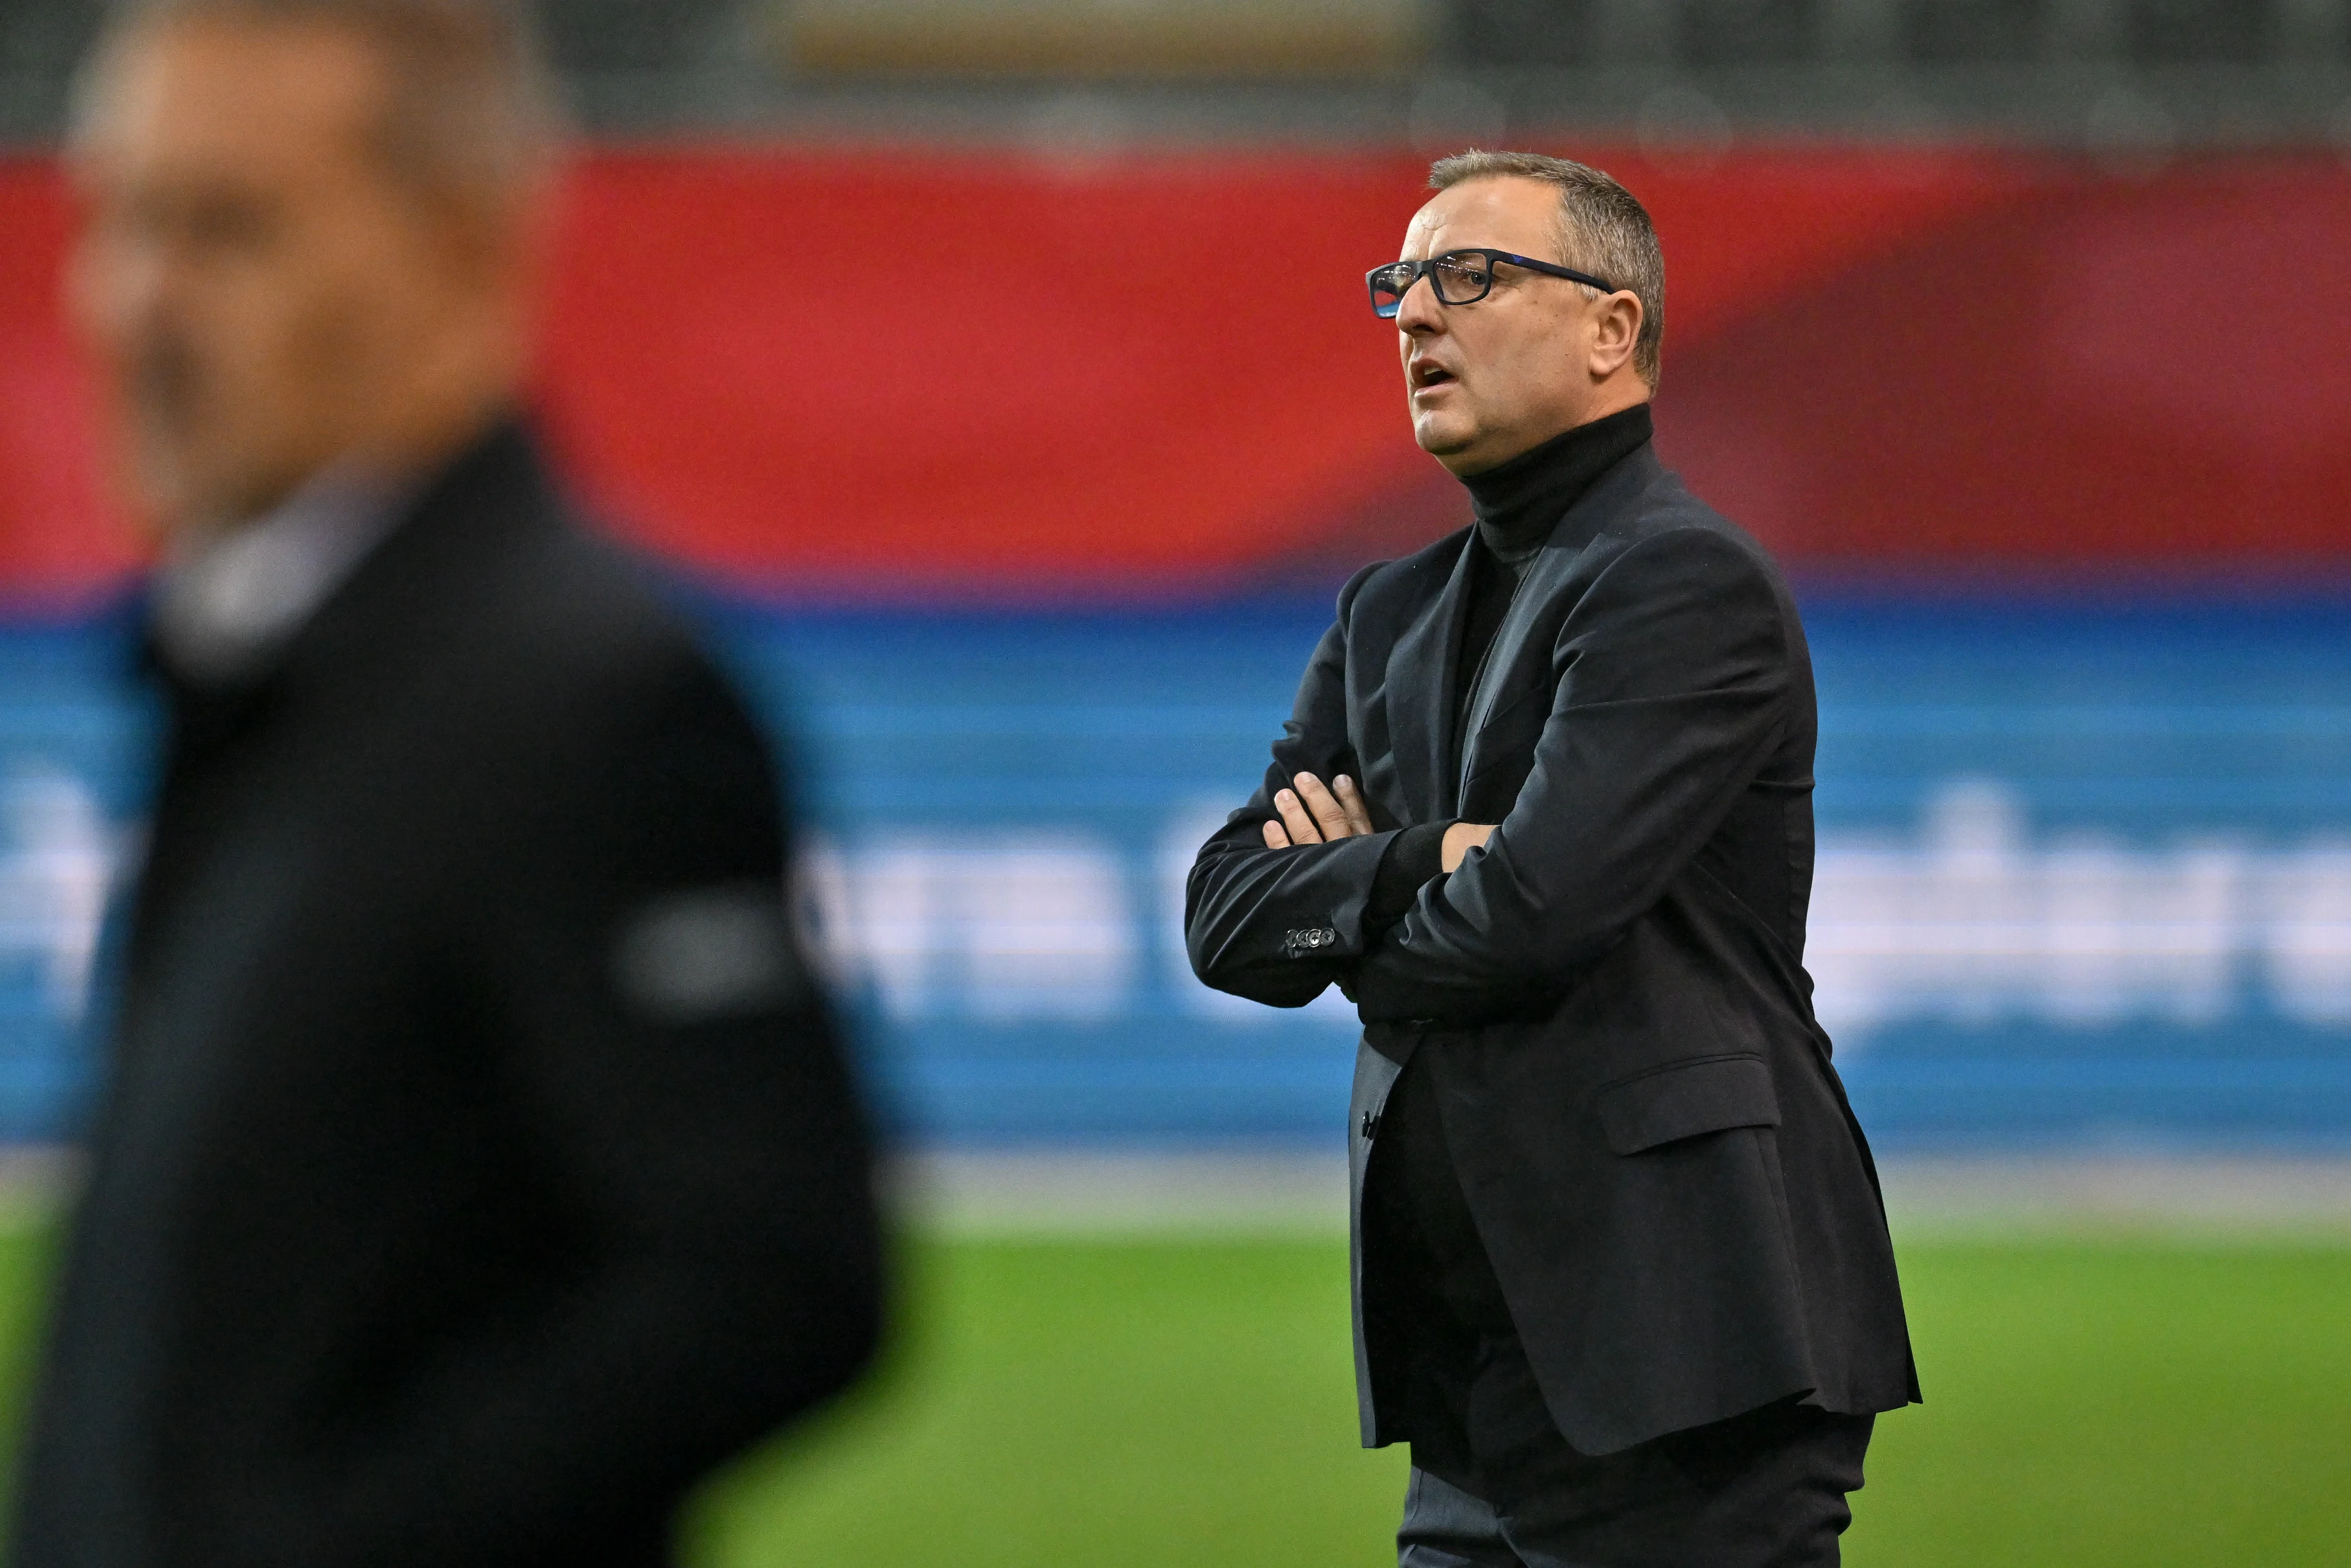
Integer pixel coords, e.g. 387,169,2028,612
1369,1059,1872,1566
1396,1382,1872,1568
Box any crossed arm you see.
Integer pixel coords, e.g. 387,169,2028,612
1188,526,1795,1025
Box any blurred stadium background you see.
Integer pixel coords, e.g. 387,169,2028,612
4,1,2350,1562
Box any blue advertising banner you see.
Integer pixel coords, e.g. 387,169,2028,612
1,590,2345,1149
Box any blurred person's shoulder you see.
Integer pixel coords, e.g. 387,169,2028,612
411,423,761,754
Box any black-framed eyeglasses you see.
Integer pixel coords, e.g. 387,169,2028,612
1365,249,1617,319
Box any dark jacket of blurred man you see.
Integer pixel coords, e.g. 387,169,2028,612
9,4,884,1564
1187,154,1916,1567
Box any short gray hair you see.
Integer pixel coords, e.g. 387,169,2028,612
1428,150,1666,388
82,0,561,207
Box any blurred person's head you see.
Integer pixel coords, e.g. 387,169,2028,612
1390,151,1662,477
67,0,560,539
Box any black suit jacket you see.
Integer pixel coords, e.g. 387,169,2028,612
10,426,884,1567
1188,442,1916,1457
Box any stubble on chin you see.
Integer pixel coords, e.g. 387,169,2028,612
1413,412,1475,461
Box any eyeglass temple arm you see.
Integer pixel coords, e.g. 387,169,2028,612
1488,253,1619,292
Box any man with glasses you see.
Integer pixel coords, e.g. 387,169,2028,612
1187,152,1915,1565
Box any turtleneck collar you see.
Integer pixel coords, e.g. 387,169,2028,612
1460,402,1654,563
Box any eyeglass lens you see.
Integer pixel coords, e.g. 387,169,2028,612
1429,256,1492,302
1370,254,1497,316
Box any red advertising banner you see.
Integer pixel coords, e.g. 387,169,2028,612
3,146,2345,602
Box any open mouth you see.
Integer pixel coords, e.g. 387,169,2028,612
1410,361,1457,391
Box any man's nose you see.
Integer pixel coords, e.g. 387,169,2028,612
1394,273,1446,336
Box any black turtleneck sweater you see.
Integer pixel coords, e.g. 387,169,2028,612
1365,402,1655,923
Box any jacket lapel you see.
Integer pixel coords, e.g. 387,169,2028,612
1384,532,1477,823
1456,446,1662,794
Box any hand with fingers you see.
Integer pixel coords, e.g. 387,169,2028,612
1263,773,1498,874
1263,772,1374,848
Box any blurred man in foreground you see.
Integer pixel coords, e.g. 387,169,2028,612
1188,154,1916,1564
10,2,883,1562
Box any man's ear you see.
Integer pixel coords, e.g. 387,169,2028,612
1587,291,1642,380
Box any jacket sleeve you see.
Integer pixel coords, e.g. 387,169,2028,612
1353,528,1792,1025
1186,564,1411,1008
324,643,884,1564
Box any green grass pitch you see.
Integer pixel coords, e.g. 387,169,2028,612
2,1227,2346,1564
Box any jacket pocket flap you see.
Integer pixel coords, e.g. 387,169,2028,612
1598,1054,1779,1154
